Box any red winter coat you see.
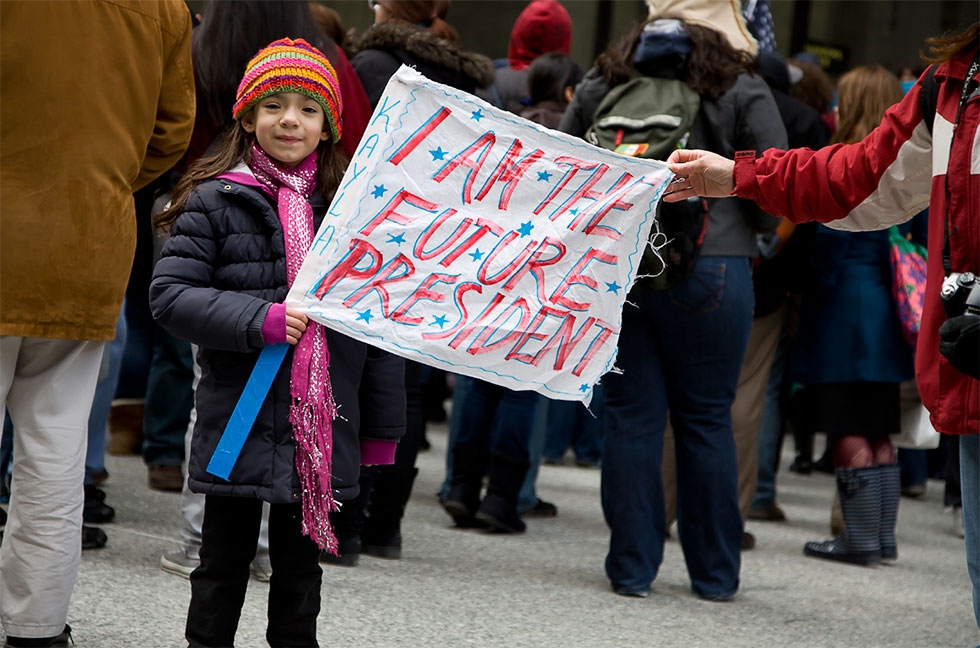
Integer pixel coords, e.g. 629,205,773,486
734,45,979,436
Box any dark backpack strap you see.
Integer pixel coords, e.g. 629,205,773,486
918,64,939,135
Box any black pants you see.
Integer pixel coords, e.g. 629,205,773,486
186,496,322,647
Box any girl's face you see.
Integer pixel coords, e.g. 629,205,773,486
241,93,328,167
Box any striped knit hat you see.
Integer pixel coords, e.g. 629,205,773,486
233,38,343,143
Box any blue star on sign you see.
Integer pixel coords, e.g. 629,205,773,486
605,281,621,294
387,233,406,246
468,248,484,261
431,314,449,328
537,170,552,182
371,184,387,199
569,208,579,216
579,384,590,393
429,147,447,161
356,309,373,324
470,109,485,122
517,221,534,237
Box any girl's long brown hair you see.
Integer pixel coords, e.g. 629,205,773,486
596,19,754,100
832,64,903,145
155,119,349,232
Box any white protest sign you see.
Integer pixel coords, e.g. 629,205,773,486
288,66,672,402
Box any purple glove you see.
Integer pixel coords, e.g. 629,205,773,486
261,303,288,345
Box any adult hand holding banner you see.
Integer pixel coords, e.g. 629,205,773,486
289,65,673,404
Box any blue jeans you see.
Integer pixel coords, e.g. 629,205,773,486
451,376,539,460
752,322,788,510
85,311,127,483
960,433,980,628
141,327,193,467
542,385,604,465
601,256,753,599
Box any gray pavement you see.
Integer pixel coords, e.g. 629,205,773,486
4,424,977,648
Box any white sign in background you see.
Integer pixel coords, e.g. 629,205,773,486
288,66,672,403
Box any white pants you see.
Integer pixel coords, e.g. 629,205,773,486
179,346,269,558
0,337,104,638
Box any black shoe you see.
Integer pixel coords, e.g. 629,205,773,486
4,624,73,647
475,493,526,533
81,525,107,550
813,454,834,474
83,485,114,524
521,498,558,518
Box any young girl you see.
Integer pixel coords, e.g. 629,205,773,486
150,38,406,647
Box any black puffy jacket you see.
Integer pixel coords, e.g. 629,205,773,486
150,178,406,503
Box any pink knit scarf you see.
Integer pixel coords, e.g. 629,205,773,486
249,144,339,552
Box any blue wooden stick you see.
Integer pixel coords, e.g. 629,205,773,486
206,343,289,480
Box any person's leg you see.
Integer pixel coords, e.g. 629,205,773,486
517,396,552,515
142,327,193,491
86,309,126,487
958,433,980,628
186,495,262,647
478,388,539,532
872,438,900,561
663,257,752,600
443,377,496,525
571,383,604,467
0,337,103,639
266,502,321,648
751,311,789,517
730,307,782,528
601,289,667,597
898,448,929,497
541,398,574,464
440,372,469,502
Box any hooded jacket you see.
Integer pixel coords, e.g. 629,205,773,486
150,178,406,502
351,22,494,109
734,44,979,436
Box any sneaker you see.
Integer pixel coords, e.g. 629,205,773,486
953,506,965,539
250,554,272,582
160,549,199,579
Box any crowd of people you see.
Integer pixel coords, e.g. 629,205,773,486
0,0,976,646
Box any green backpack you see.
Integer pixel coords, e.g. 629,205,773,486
586,76,700,159
587,76,707,289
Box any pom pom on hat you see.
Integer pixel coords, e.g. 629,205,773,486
233,38,343,143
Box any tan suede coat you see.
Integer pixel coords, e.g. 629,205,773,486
0,0,195,340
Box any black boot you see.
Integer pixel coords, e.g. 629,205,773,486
321,467,377,567
443,444,489,528
362,466,418,559
804,466,882,565
83,484,114,523
475,454,530,534
878,462,900,562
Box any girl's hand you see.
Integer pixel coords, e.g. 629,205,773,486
284,307,309,345
663,149,736,201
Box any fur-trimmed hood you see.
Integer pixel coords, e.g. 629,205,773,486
351,22,495,107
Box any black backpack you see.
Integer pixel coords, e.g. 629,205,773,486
587,75,708,289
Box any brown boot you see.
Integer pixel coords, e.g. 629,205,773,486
108,399,144,455
148,464,184,492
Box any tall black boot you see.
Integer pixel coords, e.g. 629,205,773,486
443,443,490,527
362,466,418,559
320,467,378,567
475,454,531,534
878,462,900,562
804,466,882,565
